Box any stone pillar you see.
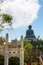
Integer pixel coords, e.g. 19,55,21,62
4,33,8,65
20,36,24,65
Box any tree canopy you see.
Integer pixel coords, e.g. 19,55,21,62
0,55,4,65
0,14,13,31
9,57,20,65
24,40,34,63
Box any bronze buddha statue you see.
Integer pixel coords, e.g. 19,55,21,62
25,25,36,38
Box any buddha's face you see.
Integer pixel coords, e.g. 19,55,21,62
29,25,32,30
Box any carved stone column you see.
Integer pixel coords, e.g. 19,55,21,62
20,36,24,65
4,33,8,65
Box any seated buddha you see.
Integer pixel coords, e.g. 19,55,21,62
25,25,36,38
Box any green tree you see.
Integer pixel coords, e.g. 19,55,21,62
24,50,29,62
9,57,20,65
0,55,4,65
3,37,6,42
0,14,13,31
24,40,33,63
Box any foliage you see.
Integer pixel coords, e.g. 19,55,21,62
0,55,20,65
24,40,43,63
0,14,13,31
0,37,6,45
24,50,29,62
9,57,20,65
36,39,43,52
3,38,6,42
24,40,33,48
24,63,27,65
24,40,34,63
2,14,12,24
0,55,4,65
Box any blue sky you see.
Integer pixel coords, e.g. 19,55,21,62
32,0,43,39
0,0,43,42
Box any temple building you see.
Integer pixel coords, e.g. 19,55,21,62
25,25,37,42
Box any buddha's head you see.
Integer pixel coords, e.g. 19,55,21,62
28,25,32,30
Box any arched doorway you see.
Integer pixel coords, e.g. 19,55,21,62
0,55,4,65
9,57,20,65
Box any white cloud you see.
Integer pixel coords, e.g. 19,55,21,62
0,0,40,28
